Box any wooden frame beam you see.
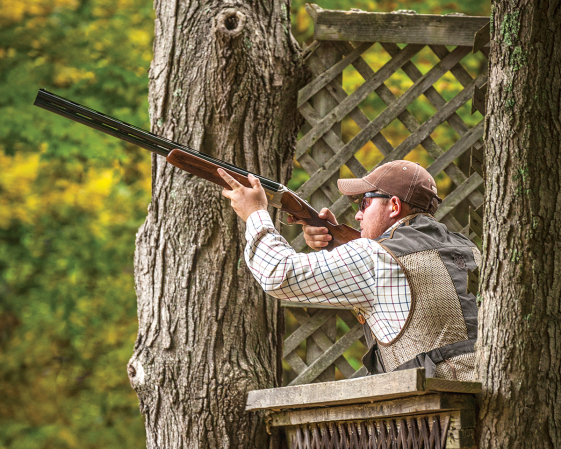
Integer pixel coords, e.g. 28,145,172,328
246,368,482,411
307,4,490,47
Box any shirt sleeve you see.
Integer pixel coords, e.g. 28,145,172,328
244,210,378,308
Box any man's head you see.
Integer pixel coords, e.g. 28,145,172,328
338,160,441,239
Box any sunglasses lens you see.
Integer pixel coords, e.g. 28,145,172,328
360,197,370,212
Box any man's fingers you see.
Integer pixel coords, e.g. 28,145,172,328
314,240,330,248
302,224,332,251
308,233,332,242
318,207,338,225
221,187,233,199
304,231,332,250
217,168,242,190
303,225,330,236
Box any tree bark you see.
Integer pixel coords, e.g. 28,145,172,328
478,0,561,447
127,2,308,447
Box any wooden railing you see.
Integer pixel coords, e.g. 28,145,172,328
247,368,481,448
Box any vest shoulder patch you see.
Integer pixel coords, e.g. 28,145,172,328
453,253,467,269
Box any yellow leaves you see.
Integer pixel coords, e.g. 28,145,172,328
0,48,17,59
129,29,151,47
91,0,135,18
117,0,134,9
129,29,153,67
137,156,152,195
92,6,108,17
0,149,151,236
53,67,96,87
0,0,78,24
59,427,79,447
0,151,41,228
295,6,312,35
106,328,120,345
79,171,113,206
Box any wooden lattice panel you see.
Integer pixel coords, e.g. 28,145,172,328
282,5,489,386
283,307,368,386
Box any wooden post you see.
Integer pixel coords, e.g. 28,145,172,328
307,42,343,382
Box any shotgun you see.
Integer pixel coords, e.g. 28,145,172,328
33,89,360,250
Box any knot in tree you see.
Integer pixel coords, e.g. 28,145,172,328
215,9,246,38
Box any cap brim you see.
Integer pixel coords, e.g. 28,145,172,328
337,178,378,196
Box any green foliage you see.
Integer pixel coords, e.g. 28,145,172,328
0,0,153,447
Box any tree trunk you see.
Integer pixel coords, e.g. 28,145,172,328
127,2,308,447
478,1,561,447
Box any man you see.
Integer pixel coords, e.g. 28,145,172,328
218,160,480,381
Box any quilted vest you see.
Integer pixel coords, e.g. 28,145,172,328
361,214,481,381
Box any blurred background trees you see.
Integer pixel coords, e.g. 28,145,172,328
0,1,153,447
0,0,489,447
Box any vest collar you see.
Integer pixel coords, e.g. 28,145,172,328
379,213,428,239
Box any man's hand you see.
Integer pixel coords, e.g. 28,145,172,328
218,169,268,222
288,207,338,250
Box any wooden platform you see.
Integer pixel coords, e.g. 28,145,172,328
246,369,480,448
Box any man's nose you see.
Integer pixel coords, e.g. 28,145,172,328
355,210,363,221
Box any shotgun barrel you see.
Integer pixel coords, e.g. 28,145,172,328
33,89,282,193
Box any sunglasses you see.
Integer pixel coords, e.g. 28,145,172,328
359,192,391,212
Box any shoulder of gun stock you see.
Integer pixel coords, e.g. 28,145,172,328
279,189,361,250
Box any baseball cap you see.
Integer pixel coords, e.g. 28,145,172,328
337,160,442,212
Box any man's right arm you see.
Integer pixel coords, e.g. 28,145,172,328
244,210,376,308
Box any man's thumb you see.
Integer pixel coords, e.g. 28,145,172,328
319,207,337,223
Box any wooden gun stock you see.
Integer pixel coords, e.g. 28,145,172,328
166,149,252,191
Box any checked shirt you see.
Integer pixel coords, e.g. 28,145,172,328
244,210,411,343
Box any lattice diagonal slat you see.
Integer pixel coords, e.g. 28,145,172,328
283,308,365,386
282,6,489,386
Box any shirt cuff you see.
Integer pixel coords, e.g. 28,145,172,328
245,210,276,239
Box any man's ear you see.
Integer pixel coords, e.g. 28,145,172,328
389,197,401,218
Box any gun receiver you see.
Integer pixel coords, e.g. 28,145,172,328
34,89,361,250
